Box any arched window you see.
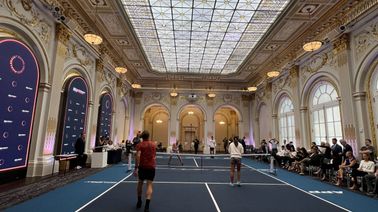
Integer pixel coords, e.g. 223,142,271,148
310,81,342,144
279,97,295,144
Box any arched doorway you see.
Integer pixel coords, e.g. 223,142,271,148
0,39,40,180
178,105,205,152
143,105,169,148
56,76,89,154
96,92,113,145
214,106,240,152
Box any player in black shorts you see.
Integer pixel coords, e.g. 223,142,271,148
134,131,156,212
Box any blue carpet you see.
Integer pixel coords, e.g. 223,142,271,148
6,159,378,212
243,159,378,212
6,164,131,212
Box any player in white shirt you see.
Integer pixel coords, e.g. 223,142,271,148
229,137,244,186
208,136,216,157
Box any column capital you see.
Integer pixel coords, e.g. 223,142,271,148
300,106,308,112
56,23,71,45
39,82,51,92
352,91,367,100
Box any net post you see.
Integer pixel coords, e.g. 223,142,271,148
269,155,275,174
127,153,132,172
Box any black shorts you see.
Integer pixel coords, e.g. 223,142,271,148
138,167,155,181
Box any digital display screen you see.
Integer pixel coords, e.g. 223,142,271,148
97,93,113,138
60,77,88,154
0,39,39,172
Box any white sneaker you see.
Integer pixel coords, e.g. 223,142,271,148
76,166,82,170
236,181,241,187
229,182,234,187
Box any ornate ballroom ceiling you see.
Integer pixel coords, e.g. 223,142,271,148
56,0,365,90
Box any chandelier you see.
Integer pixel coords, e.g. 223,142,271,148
131,83,141,89
115,67,127,74
267,71,280,78
83,0,103,45
303,41,322,52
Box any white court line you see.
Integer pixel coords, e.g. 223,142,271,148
75,172,133,212
193,157,199,167
242,163,351,212
205,183,221,212
120,181,287,186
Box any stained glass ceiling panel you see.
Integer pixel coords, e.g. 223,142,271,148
121,0,291,74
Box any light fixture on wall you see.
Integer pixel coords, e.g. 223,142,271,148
83,0,103,45
208,93,216,98
131,83,141,89
170,90,178,97
219,121,225,125
156,112,163,124
303,41,322,52
188,111,194,115
267,71,280,78
247,86,257,92
115,66,127,74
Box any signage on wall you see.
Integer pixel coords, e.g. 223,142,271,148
60,77,88,154
0,39,40,172
97,93,112,138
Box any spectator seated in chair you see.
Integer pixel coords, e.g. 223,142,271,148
364,164,378,196
335,151,358,186
349,153,375,190
299,146,322,175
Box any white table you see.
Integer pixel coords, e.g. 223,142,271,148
91,151,108,168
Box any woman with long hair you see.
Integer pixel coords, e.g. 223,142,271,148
229,137,244,186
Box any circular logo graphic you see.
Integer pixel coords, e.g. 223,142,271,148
12,81,17,87
18,145,23,151
9,55,26,74
21,120,27,126
7,106,13,112
25,97,30,103
0,159,4,166
3,131,9,139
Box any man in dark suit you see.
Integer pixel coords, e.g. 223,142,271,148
75,133,87,169
331,138,343,170
340,139,353,158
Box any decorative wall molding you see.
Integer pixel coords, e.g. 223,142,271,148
56,24,71,45
355,22,378,59
303,53,328,74
1,0,52,44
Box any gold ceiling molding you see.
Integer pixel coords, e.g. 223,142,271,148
258,0,372,82
343,0,378,26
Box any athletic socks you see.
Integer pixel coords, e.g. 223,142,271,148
144,199,150,212
136,196,142,209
